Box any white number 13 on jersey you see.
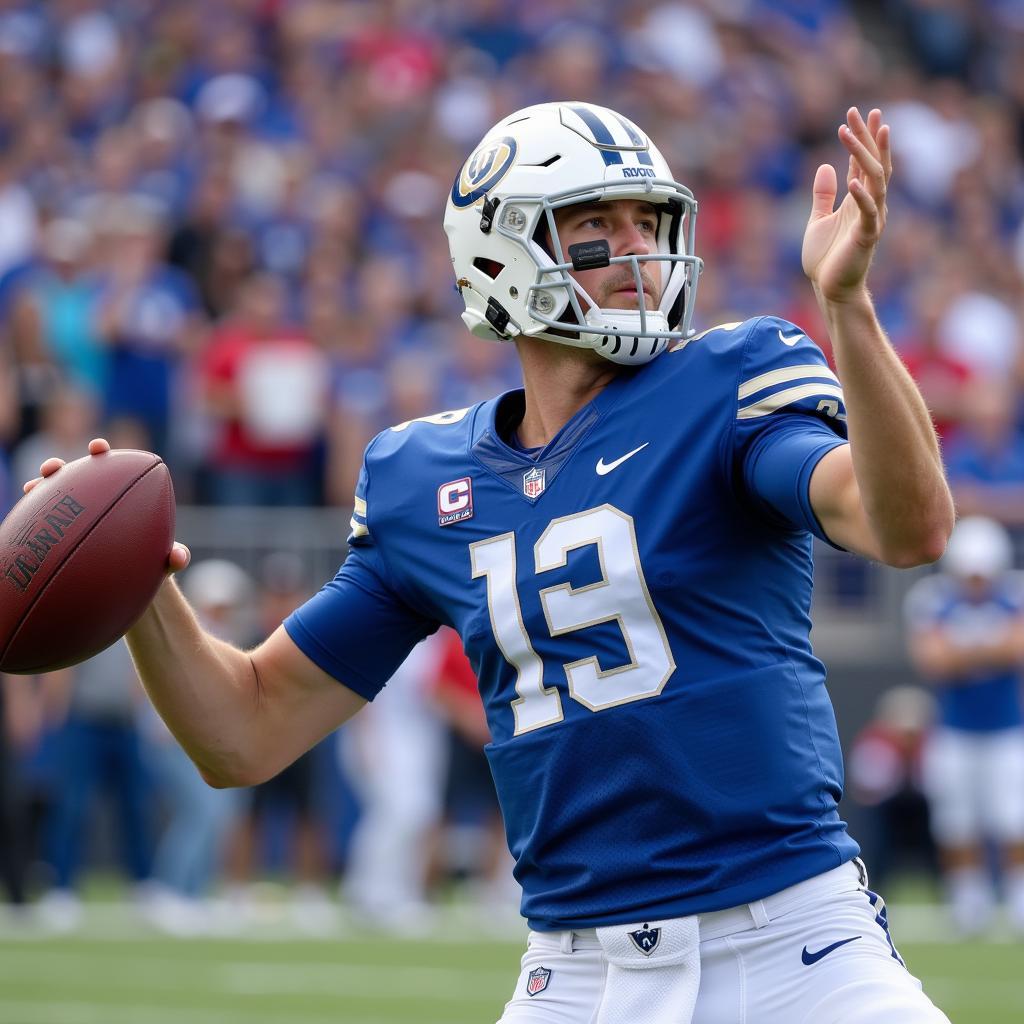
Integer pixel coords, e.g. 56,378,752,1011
470,504,675,735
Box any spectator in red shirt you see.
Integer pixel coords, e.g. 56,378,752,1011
898,277,974,445
198,272,328,506
848,685,938,890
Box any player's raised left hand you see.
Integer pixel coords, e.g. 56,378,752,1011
802,107,891,304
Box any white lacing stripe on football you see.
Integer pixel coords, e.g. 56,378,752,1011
737,383,846,420
737,364,840,401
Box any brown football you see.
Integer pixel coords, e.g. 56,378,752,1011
0,449,175,674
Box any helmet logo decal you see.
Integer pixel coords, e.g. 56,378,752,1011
451,136,518,209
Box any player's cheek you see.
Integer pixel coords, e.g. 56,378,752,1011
571,268,604,308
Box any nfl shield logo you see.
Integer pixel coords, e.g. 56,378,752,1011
526,966,551,996
523,466,546,499
628,924,661,956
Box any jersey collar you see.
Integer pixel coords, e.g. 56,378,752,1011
471,370,638,503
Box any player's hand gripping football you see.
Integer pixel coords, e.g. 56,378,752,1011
802,106,891,304
23,438,191,573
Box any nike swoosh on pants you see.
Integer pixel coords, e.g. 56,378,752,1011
801,935,862,965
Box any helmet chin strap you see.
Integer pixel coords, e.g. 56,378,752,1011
580,308,672,365
561,264,672,364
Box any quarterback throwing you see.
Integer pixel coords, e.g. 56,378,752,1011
28,102,953,1023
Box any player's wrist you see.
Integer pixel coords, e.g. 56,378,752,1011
814,284,879,338
813,280,874,312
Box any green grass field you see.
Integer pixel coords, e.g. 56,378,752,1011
0,914,1021,1024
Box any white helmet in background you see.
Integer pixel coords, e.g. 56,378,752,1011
182,558,253,610
942,516,1014,579
443,102,703,366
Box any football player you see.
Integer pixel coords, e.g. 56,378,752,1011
29,103,953,1022
905,515,1024,936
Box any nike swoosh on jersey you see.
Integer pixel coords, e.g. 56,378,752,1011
801,936,862,965
596,443,649,475
778,329,805,346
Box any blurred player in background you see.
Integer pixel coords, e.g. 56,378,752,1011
341,632,447,932
904,516,1024,935
847,685,937,892
0,674,37,915
430,626,519,923
30,101,953,1022
142,558,250,936
35,639,153,932
221,552,336,933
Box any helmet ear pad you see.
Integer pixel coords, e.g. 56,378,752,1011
659,202,688,331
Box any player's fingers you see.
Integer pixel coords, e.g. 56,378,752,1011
878,123,892,184
848,107,881,162
809,163,837,221
849,178,881,239
88,438,111,455
38,457,65,478
168,543,191,574
22,476,42,494
839,123,885,198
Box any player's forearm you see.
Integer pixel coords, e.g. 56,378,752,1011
820,288,953,566
916,643,985,678
971,627,1024,669
125,578,263,787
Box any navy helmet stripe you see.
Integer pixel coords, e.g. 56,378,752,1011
612,114,655,167
570,105,623,166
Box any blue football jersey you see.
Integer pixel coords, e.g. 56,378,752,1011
286,315,861,929
904,572,1024,732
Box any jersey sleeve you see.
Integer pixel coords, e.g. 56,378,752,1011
283,458,439,701
731,317,849,543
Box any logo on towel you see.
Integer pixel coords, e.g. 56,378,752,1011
526,965,551,996
628,924,661,957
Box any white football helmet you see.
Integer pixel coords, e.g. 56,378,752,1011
943,516,1014,579
443,102,702,366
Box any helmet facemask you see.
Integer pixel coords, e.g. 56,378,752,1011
523,183,701,364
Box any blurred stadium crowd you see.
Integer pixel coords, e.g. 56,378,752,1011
2,0,1024,934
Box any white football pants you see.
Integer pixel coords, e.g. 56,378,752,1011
498,862,950,1024
922,725,1024,846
